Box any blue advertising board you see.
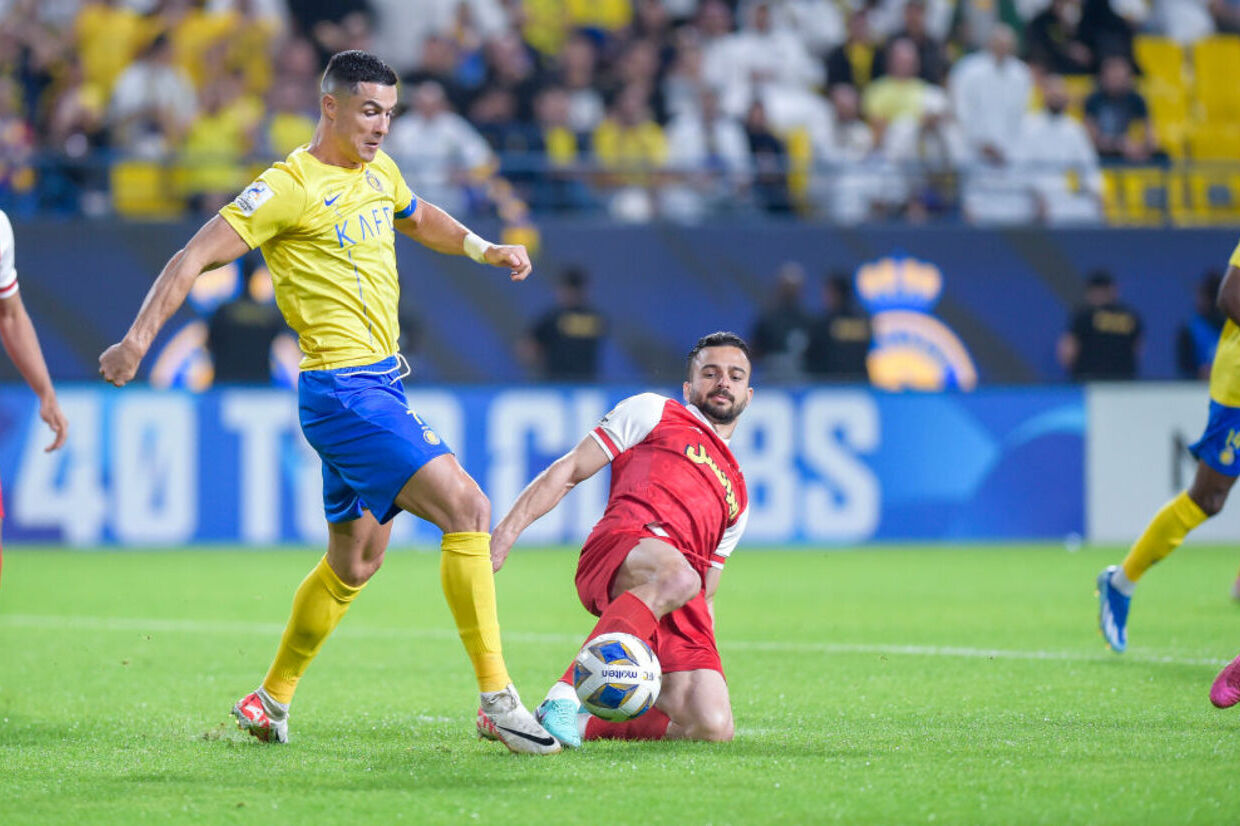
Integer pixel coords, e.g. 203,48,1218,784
3,219,1235,386
0,384,1084,546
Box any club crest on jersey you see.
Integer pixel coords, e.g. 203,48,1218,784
365,170,383,192
684,443,739,520
232,181,273,216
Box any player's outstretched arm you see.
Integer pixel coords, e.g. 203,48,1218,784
490,435,610,572
395,200,532,282
0,291,67,451
99,216,250,387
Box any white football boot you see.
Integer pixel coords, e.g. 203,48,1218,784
231,687,289,744
476,684,561,755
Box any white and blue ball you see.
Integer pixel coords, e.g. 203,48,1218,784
572,632,662,722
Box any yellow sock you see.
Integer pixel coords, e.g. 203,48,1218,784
441,531,511,693
262,556,363,704
1121,491,1208,582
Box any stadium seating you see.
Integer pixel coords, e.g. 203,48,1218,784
1187,124,1240,161
1102,164,1240,227
1134,35,1186,90
1192,35,1240,123
1144,87,1189,159
1133,36,1190,159
109,160,186,219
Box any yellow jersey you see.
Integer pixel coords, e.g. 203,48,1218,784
1210,242,1240,405
219,147,416,371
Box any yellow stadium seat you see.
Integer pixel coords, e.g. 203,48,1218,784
1188,124,1240,161
110,160,186,219
1135,35,1187,89
1143,84,1190,158
1193,36,1240,121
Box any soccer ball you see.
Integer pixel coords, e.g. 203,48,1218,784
572,632,661,722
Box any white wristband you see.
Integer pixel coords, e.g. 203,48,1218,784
462,231,492,264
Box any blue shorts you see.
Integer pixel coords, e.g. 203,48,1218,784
1188,400,1240,477
299,356,453,523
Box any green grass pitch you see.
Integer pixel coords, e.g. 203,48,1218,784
2,543,1240,824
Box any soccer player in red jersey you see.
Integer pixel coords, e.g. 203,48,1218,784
490,331,752,746
0,209,69,585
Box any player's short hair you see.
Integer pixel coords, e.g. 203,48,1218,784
321,50,398,97
686,331,751,378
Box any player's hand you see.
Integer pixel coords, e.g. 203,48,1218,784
39,394,68,452
483,244,532,282
98,338,144,387
490,531,515,573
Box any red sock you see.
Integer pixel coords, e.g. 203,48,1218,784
559,591,659,685
585,707,671,741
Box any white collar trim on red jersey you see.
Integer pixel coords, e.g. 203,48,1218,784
684,403,731,446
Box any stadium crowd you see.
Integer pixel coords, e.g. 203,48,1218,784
0,0,1234,224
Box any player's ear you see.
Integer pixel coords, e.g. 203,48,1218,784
322,93,336,121
682,380,691,402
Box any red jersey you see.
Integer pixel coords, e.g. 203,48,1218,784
587,393,748,572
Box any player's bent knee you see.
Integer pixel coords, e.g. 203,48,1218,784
687,708,734,742
419,476,490,534
659,564,701,609
444,485,490,533
337,554,383,587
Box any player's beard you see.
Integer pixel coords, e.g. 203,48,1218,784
692,388,748,425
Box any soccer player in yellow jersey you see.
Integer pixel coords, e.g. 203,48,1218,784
98,51,559,754
1097,239,1240,658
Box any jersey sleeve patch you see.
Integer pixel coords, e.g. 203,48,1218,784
232,180,274,216
220,167,304,250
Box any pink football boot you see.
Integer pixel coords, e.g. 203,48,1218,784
1209,655,1240,709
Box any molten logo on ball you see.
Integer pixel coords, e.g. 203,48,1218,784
572,632,662,722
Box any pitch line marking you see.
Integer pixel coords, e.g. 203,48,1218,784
0,613,1228,668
